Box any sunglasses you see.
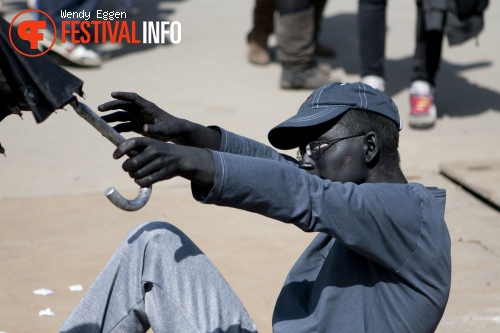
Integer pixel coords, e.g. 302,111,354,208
296,133,366,161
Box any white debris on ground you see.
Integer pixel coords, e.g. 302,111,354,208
38,308,54,317
69,284,83,292
32,288,54,296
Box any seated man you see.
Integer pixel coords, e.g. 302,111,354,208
60,82,451,333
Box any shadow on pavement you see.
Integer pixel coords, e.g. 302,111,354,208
319,13,500,118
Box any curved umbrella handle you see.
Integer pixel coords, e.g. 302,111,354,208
105,185,152,211
70,100,153,211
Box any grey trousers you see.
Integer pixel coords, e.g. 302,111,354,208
60,221,258,333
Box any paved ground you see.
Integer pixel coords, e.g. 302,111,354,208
0,0,499,332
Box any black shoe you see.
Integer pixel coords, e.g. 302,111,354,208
280,66,331,89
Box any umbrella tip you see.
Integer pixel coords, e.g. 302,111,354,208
0,142,5,156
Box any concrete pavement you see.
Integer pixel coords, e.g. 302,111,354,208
0,0,499,332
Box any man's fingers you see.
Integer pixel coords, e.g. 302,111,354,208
101,111,132,123
113,123,134,133
113,137,150,159
135,169,171,188
121,149,157,173
97,100,136,112
128,157,164,180
143,123,165,136
110,91,151,109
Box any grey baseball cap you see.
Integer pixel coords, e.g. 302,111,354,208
268,82,403,150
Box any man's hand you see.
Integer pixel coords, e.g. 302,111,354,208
98,92,221,150
113,137,216,187
98,91,186,142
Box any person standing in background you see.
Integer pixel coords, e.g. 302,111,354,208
358,0,488,128
247,0,335,65
36,0,103,67
248,0,334,89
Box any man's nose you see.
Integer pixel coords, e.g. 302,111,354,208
298,154,315,171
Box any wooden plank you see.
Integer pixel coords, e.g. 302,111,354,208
440,160,500,210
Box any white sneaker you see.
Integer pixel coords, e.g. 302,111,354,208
39,31,102,67
409,80,437,128
361,75,385,92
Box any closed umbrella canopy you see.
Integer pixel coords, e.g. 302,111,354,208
0,16,84,124
0,15,84,154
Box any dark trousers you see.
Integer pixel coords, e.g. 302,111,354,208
37,0,101,31
358,0,445,86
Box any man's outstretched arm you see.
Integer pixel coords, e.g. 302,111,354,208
98,91,222,150
98,91,298,188
98,91,298,165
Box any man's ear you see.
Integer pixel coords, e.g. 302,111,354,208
364,131,379,166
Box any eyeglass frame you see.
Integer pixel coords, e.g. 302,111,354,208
296,133,367,161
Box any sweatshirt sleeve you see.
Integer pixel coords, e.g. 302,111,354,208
192,151,428,273
213,126,297,166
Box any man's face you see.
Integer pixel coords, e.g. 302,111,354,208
297,123,367,184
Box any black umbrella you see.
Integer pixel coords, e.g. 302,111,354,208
0,16,151,210
0,16,84,123
0,15,84,155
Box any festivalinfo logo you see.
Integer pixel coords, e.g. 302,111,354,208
9,9,182,57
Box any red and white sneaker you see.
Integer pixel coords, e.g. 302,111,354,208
409,80,436,128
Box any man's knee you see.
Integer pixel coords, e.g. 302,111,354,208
126,221,202,261
126,221,185,244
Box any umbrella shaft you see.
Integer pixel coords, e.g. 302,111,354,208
71,100,136,155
